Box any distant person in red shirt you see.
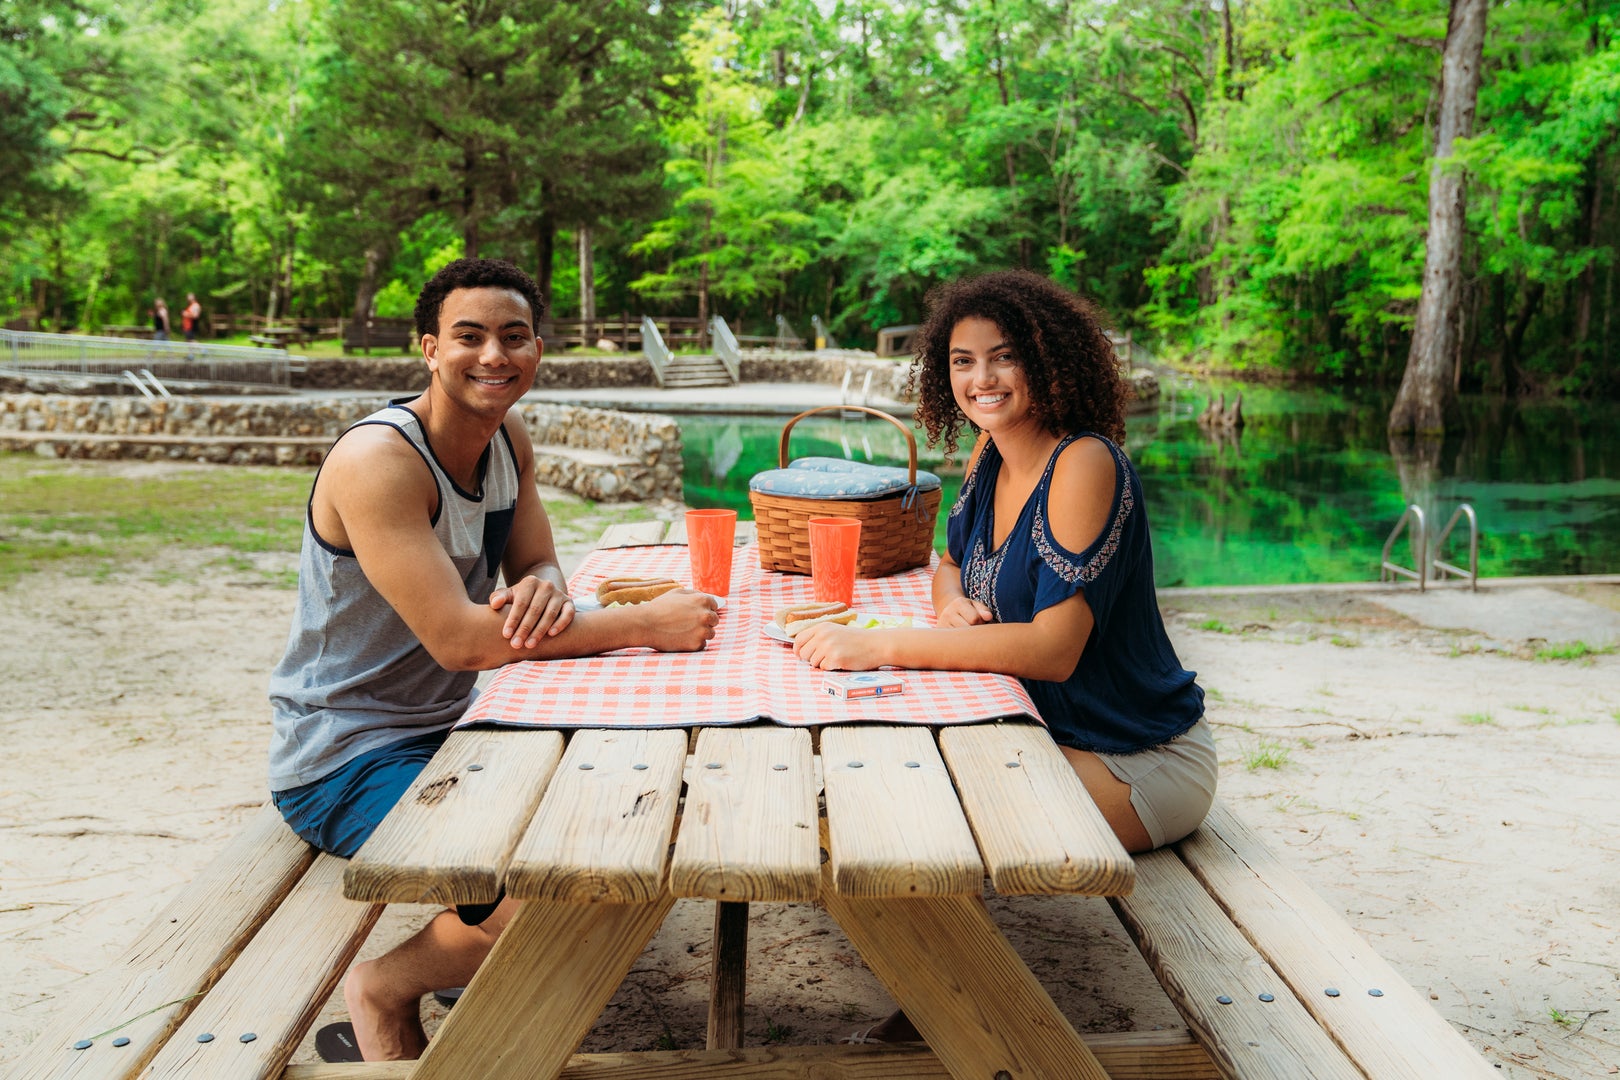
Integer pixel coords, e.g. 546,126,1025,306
182,294,202,341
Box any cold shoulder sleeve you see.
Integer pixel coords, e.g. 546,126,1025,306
1029,436,1141,632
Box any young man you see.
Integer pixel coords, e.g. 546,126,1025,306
267,258,718,1060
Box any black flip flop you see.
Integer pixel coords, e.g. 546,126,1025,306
315,1021,363,1063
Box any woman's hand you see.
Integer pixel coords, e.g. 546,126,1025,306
936,596,993,628
490,576,575,648
793,623,884,671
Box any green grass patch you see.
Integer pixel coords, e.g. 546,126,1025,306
1460,712,1496,726
0,453,314,586
1532,641,1616,662
1196,617,1231,633
1329,635,1358,647
1244,738,1290,771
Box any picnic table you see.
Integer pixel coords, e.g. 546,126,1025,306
250,326,307,348
16,519,1500,1080
340,530,1137,1079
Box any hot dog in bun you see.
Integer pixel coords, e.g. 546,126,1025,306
774,601,857,637
596,577,683,605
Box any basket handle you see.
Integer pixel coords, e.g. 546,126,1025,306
778,405,919,483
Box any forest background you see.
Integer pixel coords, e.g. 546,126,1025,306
2,0,1617,398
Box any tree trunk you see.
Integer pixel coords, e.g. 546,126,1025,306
1388,0,1488,436
282,222,297,319
352,247,382,325
697,262,710,353
1221,0,1241,101
578,225,596,325
1572,156,1603,353
1503,280,1545,382
535,211,555,312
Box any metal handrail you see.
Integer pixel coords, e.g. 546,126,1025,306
139,369,173,398
1431,503,1479,590
1380,504,1428,590
640,316,670,388
121,370,156,400
774,314,804,350
710,315,741,383
811,314,838,350
3,328,292,389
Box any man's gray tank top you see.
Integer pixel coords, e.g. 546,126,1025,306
267,402,519,791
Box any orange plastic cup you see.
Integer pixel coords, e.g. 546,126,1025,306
808,516,862,606
685,508,738,595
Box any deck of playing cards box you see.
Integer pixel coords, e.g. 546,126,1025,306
823,672,906,699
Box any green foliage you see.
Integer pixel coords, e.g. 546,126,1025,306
0,0,1614,393
1532,641,1616,661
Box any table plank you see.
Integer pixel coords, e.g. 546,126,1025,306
940,722,1135,896
661,519,756,546
820,854,1114,1080
411,893,676,1080
821,725,983,897
595,521,671,549
343,729,564,904
505,728,686,902
669,727,820,900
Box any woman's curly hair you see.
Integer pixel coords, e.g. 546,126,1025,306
907,269,1129,457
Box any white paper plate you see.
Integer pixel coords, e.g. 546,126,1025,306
573,592,725,612
760,610,918,643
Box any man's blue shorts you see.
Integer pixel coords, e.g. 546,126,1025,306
273,729,448,859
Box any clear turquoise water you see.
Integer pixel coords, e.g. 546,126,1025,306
678,384,1620,587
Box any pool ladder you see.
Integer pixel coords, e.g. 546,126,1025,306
1380,503,1479,591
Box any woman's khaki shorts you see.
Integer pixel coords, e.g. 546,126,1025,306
1096,718,1218,849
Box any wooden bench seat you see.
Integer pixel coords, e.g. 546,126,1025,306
342,318,415,355
11,805,371,1080
1113,799,1497,1079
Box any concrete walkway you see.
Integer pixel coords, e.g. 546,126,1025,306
521,381,913,417
1368,585,1620,648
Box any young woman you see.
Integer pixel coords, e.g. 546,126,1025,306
798,270,1215,1044
795,269,1215,856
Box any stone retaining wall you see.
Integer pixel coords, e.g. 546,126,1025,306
0,394,683,502
289,351,891,393
292,355,656,391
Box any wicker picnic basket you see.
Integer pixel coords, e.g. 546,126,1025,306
749,405,942,577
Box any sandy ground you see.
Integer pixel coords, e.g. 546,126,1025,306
2,496,1618,1077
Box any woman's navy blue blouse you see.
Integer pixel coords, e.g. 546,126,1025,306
945,432,1204,754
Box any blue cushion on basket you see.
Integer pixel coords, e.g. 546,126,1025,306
749,456,942,500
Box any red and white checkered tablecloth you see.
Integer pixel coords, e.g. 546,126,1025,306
458,544,1042,731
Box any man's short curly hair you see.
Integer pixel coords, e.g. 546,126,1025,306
413,258,548,341
908,269,1130,457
